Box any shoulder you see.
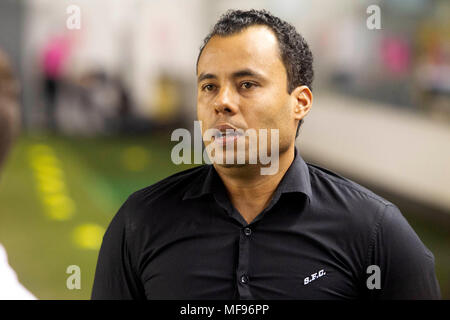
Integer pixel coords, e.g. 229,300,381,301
132,165,207,202
305,163,433,258
305,162,396,231
307,162,391,207
125,164,207,208
303,163,435,278
116,165,208,224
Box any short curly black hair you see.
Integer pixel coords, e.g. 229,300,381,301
196,9,314,137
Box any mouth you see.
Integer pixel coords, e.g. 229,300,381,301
212,124,244,145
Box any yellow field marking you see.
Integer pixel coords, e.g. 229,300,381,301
28,144,75,221
72,224,106,250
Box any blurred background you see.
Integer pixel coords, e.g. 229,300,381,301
0,0,449,299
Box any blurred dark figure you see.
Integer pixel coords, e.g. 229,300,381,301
58,68,150,135
79,70,131,132
40,34,71,131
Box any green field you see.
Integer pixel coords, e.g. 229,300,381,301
0,133,448,299
0,132,197,299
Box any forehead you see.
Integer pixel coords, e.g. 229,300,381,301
197,25,285,76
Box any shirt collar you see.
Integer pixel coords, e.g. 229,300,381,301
182,146,312,203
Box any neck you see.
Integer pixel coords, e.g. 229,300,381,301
213,144,295,223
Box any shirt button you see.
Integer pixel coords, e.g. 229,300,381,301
244,227,252,236
240,274,249,284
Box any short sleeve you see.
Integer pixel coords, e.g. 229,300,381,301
91,197,146,300
367,204,441,299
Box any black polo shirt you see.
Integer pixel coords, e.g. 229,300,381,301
91,148,441,300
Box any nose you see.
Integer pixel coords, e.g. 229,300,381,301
214,86,238,115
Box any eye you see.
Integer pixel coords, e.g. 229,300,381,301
240,82,257,89
202,84,216,92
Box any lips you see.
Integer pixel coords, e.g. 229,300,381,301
215,124,238,132
212,123,244,144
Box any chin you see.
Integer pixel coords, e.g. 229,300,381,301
216,162,247,168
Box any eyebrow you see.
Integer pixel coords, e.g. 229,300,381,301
197,69,266,83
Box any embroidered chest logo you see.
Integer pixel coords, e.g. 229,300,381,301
304,269,326,285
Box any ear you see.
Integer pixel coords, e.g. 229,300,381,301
291,85,313,121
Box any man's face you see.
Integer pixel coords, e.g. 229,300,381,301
196,25,300,167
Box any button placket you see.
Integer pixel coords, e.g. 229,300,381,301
236,226,252,299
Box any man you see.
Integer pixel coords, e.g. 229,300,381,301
92,9,440,299
0,49,37,300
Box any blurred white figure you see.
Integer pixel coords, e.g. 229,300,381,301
0,244,37,300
